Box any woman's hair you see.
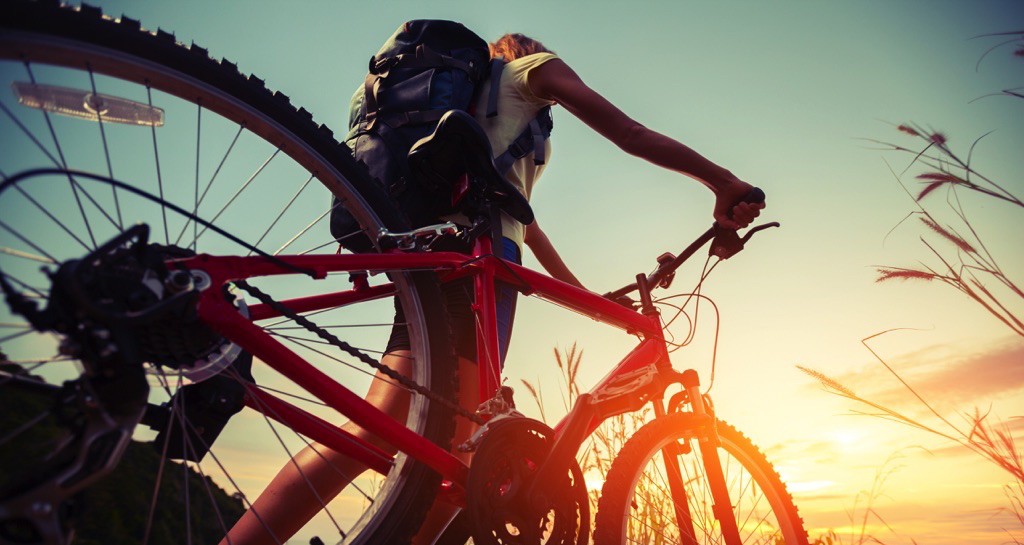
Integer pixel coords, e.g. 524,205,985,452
489,33,553,61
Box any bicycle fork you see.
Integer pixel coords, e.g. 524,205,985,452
672,370,744,545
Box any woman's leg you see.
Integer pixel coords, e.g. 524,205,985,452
220,351,414,545
410,356,479,545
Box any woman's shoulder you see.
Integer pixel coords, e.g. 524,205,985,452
505,52,560,104
507,51,559,71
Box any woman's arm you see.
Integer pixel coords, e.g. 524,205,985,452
528,59,763,229
524,220,586,289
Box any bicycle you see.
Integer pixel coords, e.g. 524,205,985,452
0,3,808,545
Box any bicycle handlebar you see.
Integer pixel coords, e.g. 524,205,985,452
602,187,775,302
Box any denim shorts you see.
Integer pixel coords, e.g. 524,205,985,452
385,238,520,366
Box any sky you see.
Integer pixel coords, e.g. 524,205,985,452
3,1,1024,544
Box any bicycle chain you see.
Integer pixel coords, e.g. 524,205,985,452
233,280,484,426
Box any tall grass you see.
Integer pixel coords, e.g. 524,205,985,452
869,30,1024,337
800,335,1024,544
809,452,917,545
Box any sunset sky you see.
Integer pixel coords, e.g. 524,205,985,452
8,1,1024,543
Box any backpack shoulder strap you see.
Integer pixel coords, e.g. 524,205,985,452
486,57,505,118
493,105,553,175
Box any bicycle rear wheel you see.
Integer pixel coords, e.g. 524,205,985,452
0,2,457,544
593,414,808,545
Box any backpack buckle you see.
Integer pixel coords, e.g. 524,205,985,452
370,56,399,77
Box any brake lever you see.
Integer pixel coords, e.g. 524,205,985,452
740,221,781,244
655,252,676,289
710,221,780,260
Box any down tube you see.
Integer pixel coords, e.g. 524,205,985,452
196,295,469,487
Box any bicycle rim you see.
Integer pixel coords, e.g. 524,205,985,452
0,3,456,545
594,414,808,545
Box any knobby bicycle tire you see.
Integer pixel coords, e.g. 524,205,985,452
593,414,809,545
0,2,458,544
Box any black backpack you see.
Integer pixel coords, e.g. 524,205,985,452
330,20,553,251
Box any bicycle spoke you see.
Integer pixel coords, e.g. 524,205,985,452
4,356,70,366
201,444,286,545
626,514,676,544
240,390,378,539
1,272,48,299
650,458,713,539
248,173,313,255
632,452,710,540
0,220,60,263
0,246,53,266
274,334,390,386
262,306,343,329
0,328,35,344
86,65,123,229
193,101,201,253
8,183,94,252
0,101,62,168
0,409,50,447
274,206,330,256
185,148,280,247
251,382,329,408
177,418,236,545
730,456,769,540
176,377,194,545
142,374,176,545
298,236,342,256
197,125,244,211
248,395,345,538
687,455,716,539
23,61,99,249
0,362,50,384
267,322,395,331
0,108,122,246
145,84,170,245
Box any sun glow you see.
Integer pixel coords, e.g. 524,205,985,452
785,480,835,494
584,468,605,492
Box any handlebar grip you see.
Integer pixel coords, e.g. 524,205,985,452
742,187,765,204
720,187,765,224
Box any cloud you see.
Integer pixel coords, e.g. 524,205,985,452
805,338,1024,412
766,439,841,465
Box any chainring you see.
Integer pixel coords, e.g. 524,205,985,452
466,418,588,545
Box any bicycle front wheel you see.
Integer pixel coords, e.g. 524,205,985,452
594,414,808,545
0,2,457,545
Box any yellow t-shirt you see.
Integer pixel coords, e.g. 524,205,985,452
473,52,558,249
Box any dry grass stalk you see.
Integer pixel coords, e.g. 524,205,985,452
874,268,936,283
919,217,976,254
872,124,1024,335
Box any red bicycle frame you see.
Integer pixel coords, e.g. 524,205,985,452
175,233,679,504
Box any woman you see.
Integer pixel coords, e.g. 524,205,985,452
223,32,763,545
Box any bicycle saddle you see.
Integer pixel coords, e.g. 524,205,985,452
407,110,535,225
